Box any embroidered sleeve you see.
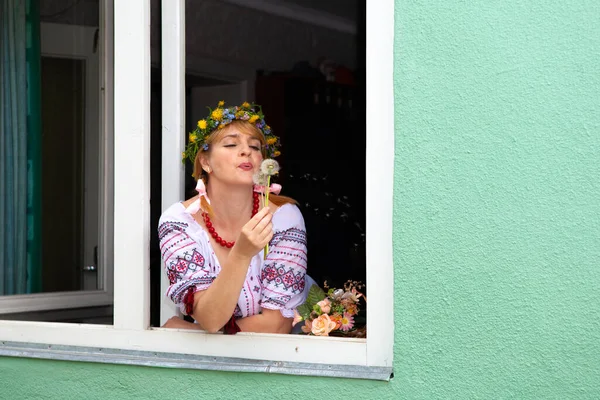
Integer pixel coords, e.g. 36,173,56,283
158,216,216,315
260,207,307,318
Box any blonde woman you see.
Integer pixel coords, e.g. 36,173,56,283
158,102,311,334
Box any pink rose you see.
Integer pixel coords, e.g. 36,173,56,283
311,314,336,336
316,299,331,314
292,309,303,327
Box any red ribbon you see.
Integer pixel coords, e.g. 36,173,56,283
223,315,241,335
183,287,196,316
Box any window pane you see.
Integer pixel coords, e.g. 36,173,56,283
152,0,366,328
0,0,112,323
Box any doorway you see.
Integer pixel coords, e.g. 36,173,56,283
40,22,100,293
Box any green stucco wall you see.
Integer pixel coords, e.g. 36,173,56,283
2,1,599,398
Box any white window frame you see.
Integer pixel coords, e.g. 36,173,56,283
0,0,394,380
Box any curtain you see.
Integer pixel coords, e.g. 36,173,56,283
0,0,28,295
26,0,42,293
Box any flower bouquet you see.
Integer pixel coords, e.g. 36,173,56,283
293,280,366,337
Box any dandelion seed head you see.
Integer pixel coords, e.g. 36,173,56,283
253,171,267,185
260,159,280,175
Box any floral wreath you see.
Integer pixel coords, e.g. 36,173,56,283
182,101,281,165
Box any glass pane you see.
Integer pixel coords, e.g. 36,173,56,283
151,1,366,329
0,0,111,323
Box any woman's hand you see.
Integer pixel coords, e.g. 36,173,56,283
232,207,273,259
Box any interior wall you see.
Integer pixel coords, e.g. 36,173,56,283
43,0,356,73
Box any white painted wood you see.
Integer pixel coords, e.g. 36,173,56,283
0,291,113,315
113,0,151,330
221,0,356,35
0,320,367,366
98,0,115,299
365,0,395,368
159,0,186,326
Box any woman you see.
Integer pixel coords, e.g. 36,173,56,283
158,101,308,334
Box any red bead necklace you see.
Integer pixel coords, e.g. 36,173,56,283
202,192,260,249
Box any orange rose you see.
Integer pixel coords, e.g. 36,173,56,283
330,314,343,330
301,319,312,334
311,314,336,336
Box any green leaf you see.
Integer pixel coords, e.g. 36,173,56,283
306,284,326,307
296,303,311,319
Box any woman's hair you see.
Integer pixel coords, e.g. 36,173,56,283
193,120,296,207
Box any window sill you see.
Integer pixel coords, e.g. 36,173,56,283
0,320,391,380
0,340,392,381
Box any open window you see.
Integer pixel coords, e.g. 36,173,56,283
0,0,394,380
0,0,113,324
153,0,367,330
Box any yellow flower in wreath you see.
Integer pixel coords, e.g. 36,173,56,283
248,115,259,124
211,108,224,120
273,150,281,157
266,137,277,145
189,133,197,143
218,100,225,107
197,119,207,130
241,102,250,108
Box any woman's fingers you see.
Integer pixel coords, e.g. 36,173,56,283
253,213,273,233
234,207,274,257
260,229,274,246
245,207,270,230
257,223,273,241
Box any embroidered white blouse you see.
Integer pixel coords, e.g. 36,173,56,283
158,202,308,319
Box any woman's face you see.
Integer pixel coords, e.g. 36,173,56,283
204,127,263,186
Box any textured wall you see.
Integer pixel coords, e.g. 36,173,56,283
1,0,600,398
393,0,600,397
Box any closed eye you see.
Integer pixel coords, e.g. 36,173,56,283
223,143,260,151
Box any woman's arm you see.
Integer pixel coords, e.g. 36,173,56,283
191,208,273,333
162,309,292,334
236,309,293,334
190,251,252,332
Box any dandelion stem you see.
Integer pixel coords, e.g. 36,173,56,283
265,175,271,207
263,175,271,259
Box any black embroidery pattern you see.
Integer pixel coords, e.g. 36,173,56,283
269,227,307,247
